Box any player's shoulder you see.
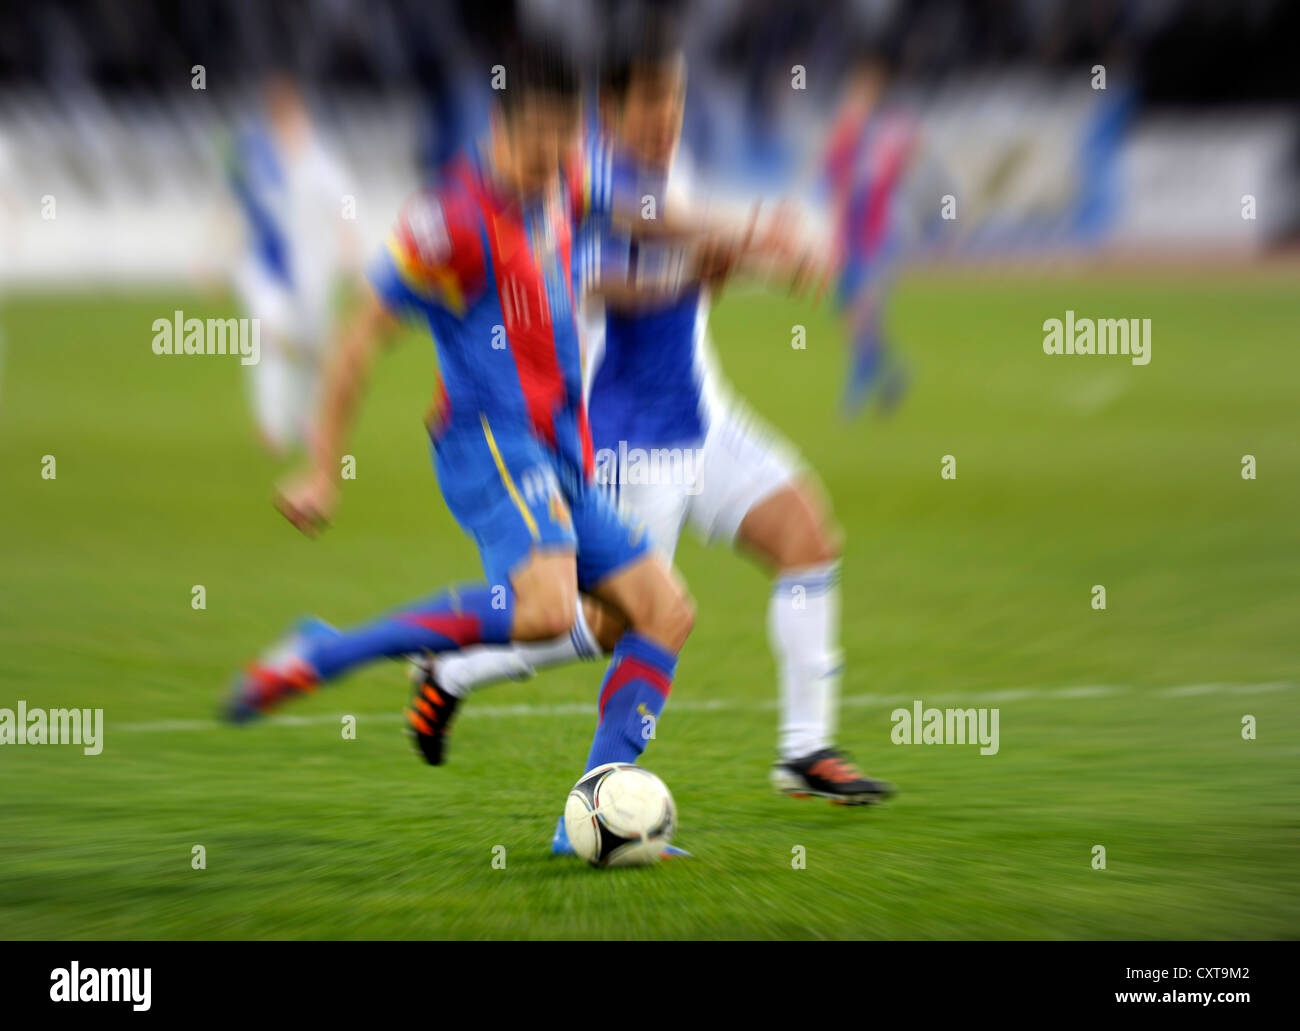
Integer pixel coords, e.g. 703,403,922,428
373,156,489,313
391,162,483,268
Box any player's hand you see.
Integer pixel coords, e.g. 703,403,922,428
787,246,834,302
274,468,338,536
742,201,831,300
693,231,746,284
757,199,801,255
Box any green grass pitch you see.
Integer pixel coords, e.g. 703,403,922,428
1,272,1296,939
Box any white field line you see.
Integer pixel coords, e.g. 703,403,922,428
113,682,1296,734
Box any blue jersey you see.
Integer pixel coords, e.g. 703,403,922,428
577,141,710,452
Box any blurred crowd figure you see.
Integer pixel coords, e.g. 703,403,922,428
224,74,358,455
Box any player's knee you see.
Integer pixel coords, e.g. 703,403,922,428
511,582,577,642
770,490,843,570
788,516,842,569
641,587,695,653
513,604,574,642
584,598,627,655
676,592,697,645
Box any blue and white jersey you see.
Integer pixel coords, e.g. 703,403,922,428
229,123,291,287
576,140,725,456
227,121,352,344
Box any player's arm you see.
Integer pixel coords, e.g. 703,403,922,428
275,287,399,535
725,201,833,299
573,148,823,309
572,145,744,291
277,187,484,535
601,202,828,310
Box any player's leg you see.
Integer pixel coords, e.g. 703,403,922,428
246,344,298,457
429,477,684,697
581,553,695,766
225,427,583,727
691,409,892,803
224,550,570,725
563,477,694,773
736,476,842,752
842,277,886,412
428,593,619,698
546,482,696,857
548,546,694,857
841,251,906,416
401,429,615,762
405,547,586,763
237,272,303,456
287,342,326,454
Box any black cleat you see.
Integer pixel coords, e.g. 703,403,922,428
771,747,894,805
406,660,461,766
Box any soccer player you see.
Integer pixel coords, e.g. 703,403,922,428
822,51,918,415
225,72,358,456
427,26,895,821
224,43,702,782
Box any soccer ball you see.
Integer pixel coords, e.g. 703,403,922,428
563,762,676,868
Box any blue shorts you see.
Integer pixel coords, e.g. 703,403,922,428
433,416,651,591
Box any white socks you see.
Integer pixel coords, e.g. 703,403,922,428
437,601,601,697
769,561,842,761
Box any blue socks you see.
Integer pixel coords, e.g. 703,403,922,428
304,583,513,682
584,632,677,771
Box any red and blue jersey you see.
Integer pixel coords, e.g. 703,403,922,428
368,150,595,478
824,108,916,261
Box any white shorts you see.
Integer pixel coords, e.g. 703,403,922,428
606,403,802,563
